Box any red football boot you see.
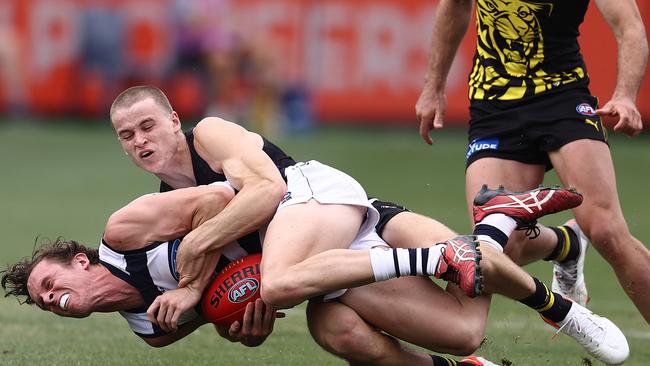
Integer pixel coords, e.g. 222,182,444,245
460,356,500,366
434,235,483,298
473,185,583,227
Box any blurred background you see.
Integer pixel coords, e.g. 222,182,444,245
1,0,649,129
1,1,649,365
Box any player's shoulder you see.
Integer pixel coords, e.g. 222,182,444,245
194,117,242,136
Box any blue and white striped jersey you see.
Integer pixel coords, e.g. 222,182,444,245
99,235,262,338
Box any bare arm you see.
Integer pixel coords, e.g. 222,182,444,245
141,316,208,348
416,0,473,144
594,0,648,136
103,183,236,250
176,118,286,287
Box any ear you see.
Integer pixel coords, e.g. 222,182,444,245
170,111,182,132
73,253,90,270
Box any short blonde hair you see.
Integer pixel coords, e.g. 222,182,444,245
110,86,173,120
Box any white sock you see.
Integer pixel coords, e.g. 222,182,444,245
476,235,504,252
368,245,444,281
476,213,517,235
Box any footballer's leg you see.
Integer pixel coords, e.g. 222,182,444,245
260,201,468,308
379,201,629,365
465,158,557,264
337,278,489,356
551,139,650,323
307,299,434,365
466,158,590,306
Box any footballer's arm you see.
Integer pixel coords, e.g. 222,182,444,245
103,183,236,251
141,317,208,348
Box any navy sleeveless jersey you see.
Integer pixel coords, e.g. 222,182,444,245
159,129,296,192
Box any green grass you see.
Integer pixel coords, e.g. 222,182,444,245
0,121,648,365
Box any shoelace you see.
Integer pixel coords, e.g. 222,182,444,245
516,221,541,239
555,310,606,347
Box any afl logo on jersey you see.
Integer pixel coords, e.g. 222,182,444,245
228,278,259,303
576,103,596,116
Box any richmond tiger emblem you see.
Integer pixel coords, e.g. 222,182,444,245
469,0,585,100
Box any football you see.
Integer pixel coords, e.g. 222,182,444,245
201,253,262,326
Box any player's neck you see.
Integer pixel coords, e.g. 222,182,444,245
92,266,144,312
157,136,196,189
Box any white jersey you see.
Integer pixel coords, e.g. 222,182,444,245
99,237,262,338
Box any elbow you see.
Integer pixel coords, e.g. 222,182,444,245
267,179,287,204
103,212,125,245
254,178,286,210
206,185,236,208
142,337,173,348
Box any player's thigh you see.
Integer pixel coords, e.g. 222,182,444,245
549,139,627,236
261,200,365,274
381,211,457,247
466,157,545,221
339,277,490,354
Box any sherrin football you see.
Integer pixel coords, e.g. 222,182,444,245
201,253,262,326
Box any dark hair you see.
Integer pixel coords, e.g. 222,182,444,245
1,238,99,305
110,85,173,120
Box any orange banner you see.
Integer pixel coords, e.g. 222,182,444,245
0,0,648,125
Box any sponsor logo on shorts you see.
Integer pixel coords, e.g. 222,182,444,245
584,118,600,131
576,103,596,116
466,138,499,159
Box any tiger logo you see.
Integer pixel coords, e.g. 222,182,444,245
475,0,552,78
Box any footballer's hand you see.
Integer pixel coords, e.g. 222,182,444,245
416,86,447,145
147,287,202,333
175,232,205,288
596,97,643,137
214,299,285,347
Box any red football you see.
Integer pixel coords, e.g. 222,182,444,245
201,253,262,326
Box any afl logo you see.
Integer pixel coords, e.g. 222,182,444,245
576,103,596,116
228,278,259,303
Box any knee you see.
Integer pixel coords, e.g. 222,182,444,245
445,327,483,356
311,310,385,362
582,221,630,265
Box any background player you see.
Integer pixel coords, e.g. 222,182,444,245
415,0,650,322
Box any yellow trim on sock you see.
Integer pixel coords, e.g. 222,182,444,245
555,226,572,262
538,291,556,312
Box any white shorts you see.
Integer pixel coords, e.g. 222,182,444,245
279,160,380,243
323,229,388,301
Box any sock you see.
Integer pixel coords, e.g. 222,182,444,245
473,213,517,251
369,245,444,281
518,277,572,323
430,355,476,366
545,226,580,262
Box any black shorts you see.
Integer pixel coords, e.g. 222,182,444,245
466,86,608,170
371,199,410,238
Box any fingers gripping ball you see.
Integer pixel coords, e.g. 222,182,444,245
201,253,262,326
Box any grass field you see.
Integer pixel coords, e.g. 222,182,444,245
0,121,648,365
